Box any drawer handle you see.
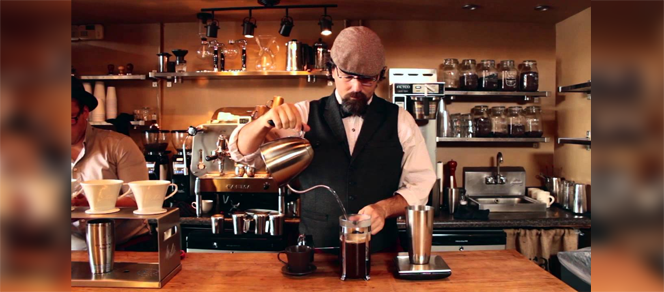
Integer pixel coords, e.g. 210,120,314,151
459,246,464,251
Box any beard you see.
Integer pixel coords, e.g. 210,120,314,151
341,91,370,116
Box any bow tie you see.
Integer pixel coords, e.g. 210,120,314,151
339,104,354,119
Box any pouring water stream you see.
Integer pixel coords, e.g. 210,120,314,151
287,184,348,220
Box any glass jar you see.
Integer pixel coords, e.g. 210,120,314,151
490,106,508,137
507,106,526,137
442,58,460,89
460,113,474,138
478,60,499,91
472,105,491,137
450,114,462,138
141,107,151,121
176,60,187,73
459,59,478,91
499,60,518,91
524,106,543,137
519,60,539,91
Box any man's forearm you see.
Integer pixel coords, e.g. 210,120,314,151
374,193,409,218
237,118,272,155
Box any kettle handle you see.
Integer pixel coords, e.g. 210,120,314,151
267,120,305,138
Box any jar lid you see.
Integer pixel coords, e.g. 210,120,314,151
523,60,537,64
491,106,506,109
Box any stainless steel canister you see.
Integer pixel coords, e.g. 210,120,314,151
86,219,115,274
405,205,434,265
285,40,303,71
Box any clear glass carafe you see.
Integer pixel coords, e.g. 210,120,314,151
255,35,280,71
340,214,371,281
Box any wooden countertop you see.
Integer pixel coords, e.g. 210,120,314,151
71,250,573,291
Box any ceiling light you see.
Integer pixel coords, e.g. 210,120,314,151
463,4,479,10
279,9,294,37
534,5,551,11
242,10,257,38
318,8,333,36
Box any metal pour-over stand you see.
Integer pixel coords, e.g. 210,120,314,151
71,207,181,288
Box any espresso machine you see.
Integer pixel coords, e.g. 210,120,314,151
170,130,194,202
142,130,171,181
185,107,290,252
389,68,443,211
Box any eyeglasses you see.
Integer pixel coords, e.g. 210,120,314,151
335,68,378,87
72,110,83,125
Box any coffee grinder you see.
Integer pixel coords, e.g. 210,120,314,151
389,68,445,214
142,129,171,181
395,205,452,280
170,130,194,202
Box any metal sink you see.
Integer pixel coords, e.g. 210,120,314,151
467,195,546,212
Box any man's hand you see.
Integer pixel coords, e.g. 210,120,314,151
358,204,387,235
259,103,311,132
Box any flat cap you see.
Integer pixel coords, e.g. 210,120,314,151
330,26,385,77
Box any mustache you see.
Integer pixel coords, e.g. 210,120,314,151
343,91,368,100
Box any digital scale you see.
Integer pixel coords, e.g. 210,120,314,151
394,252,452,280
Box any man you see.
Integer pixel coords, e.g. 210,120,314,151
228,27,435,252
71,76,150,250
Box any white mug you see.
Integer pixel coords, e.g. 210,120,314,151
192,200,214,214
534,190,555,208
126,180,178,212
79,179,131,212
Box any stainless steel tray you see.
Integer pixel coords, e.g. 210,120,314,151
467,195,547,212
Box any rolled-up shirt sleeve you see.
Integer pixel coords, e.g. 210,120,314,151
228,123,266,169
228,100,310,169
395,108,436,206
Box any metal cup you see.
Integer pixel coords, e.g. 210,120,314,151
211,214,224,234
268,212,285,236
571,183,587,214
253,212,269,235
232,212,251,235
405,205,434,265
86,219,115,274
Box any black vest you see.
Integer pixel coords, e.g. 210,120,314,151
297,93,403,252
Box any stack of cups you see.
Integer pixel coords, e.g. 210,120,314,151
91,82,106,122
106,86,118,119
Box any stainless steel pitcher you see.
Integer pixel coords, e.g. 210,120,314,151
259,137,313,186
